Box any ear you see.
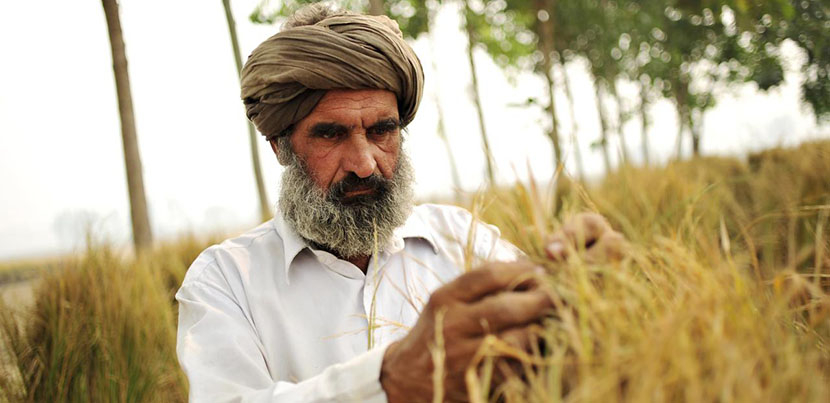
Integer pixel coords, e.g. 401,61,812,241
269,139,289,166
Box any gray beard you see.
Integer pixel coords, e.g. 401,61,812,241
278,152,414,259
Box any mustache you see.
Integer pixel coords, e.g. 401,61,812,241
328,173,391,204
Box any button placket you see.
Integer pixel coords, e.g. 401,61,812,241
363,251,389,347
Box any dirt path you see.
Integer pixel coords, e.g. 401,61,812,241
1,279,37,308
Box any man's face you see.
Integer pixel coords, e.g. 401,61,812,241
278,89,401,194
272,88,414,259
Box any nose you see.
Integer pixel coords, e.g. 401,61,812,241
341,134,377,178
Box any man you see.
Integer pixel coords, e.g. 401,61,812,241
176,4,624,402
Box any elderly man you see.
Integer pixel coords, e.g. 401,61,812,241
176,4,623,402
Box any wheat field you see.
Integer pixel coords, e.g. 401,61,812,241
1,140,828,402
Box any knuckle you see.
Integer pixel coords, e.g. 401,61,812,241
469,266,498,286
427,288,450,308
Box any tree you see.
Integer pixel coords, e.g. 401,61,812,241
461,0,497,184
461,0,565,169
222,0,272,222
636,1,788,156
101,0,153,252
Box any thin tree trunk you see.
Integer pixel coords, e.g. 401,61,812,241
368,0,384,15
435,93,464,202
690,109,702,155
610,84,631,164
639,82,651,165
674,106,686,160
426,4,463,203
461,1,496,184
536,0,562,168
101,0,153,252
223,0,271,222
559,59,585,181
674,81,689,160
593,77,612,173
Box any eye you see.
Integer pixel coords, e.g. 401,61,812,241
367,120,400,137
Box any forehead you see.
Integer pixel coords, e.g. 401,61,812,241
305,89,399,120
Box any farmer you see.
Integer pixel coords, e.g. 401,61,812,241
175,4,624,401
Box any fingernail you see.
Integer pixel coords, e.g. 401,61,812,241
546,241,563,257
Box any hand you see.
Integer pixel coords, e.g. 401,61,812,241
380,261,552,402
545,212,626,263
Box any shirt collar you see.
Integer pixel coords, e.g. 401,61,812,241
272,212,309,283
273,207,440,284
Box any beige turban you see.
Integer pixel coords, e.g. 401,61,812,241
240,13,424,140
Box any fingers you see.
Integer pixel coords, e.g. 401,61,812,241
459,290,553,335
545,212,625,263
497,324,543,353
435,261,542,304
562,212,610,245
584,230,626,263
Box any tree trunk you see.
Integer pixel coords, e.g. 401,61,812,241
223,0,271,222
610,83,630,164
101,0,153,252
426,4,463,203
462,1,496,184
638,82,650,165
674,81,690,160
690,109,702,155
368,0,384,15
559,59,585,181
674,105,687,160
593,77,612,174
536,0,562,168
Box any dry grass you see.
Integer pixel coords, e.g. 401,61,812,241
1,140,829,402
0,237,209,402
475,140,830,402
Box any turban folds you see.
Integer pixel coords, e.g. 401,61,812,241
240,13,424,140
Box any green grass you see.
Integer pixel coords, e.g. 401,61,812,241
1,141,828,402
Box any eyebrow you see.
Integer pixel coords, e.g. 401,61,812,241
309,118,401,137
366,118,401,132
309,122,348,137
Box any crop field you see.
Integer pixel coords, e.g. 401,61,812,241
1,140,828,402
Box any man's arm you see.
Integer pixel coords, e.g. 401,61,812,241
176,280,389,402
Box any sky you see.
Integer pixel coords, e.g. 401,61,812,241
0,0,828,260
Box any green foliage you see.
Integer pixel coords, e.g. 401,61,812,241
785,0,830,120
461,0,538,75
250,0,433,40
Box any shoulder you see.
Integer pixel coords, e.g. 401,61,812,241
410,203,497,233
179,220,284,294
408,203,519,262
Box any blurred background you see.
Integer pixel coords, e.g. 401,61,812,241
2,2,830,401
1,0,828,260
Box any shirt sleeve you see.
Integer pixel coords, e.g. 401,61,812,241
176,280,389,403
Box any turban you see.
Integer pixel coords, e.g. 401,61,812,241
240,13,424,140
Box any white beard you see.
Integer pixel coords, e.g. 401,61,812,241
278,151,414,259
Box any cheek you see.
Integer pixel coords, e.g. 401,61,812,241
301,152,341,188
378,141,401,178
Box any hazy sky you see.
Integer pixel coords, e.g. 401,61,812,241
1,0,827,260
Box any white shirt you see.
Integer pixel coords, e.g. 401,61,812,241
176,203,519,402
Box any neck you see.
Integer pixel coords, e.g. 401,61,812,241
310,241,372,273
346,255,371,273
